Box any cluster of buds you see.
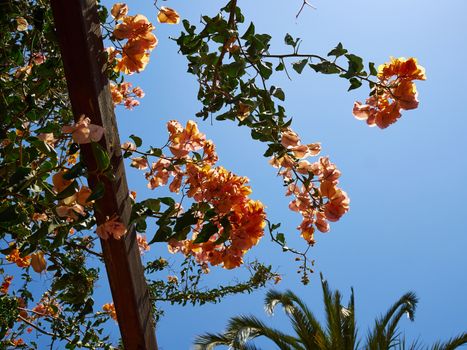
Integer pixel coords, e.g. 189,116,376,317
110,82,144,109
353,57,426,128
102,302,117,321
5,248,31,268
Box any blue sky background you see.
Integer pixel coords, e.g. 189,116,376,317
96,0,467,348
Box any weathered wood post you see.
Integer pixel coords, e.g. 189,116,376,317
50,0,157,348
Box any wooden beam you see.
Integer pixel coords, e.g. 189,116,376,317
49,1,158,349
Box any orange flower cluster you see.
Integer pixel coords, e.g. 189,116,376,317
52,172,92,222
14,52,46,79
168,165,266,269
1,276,13,294
110,82,144,110
96,215,127,240
137,234,150,254
353,57,426,128
6,248,31,268
32,294,61,318
271,129,349,244
11,339,25,347
103,302,118,321
139,120,265,269
110,3,157,74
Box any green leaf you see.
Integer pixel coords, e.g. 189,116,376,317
284,33,300,49
271,223,281,231
91,142,110,172
254,34,272,49
62,162,86,180
135,218,147,233
235,6,245,23
29,224,48,242
159,197,176,207
369,62,378,76
341,53,364,78
327,42,348,58
224,61,245,78
174,210,197,233
182,19,191,32
257,61,273,79
275,61,285,71
98,5,108,23
284,33,294,46
348,77,362,91
214,216,231,245
87,182,105,202
272,87,285,101
142,198,160,212
276,233,286,245
148,147,162,157
241,22,255,40
9,167,31,186
30,139,56,157
149,225,172,244
193,222,218,244
0,206,17,223
309,62,341,75
292,59,308,74
171,225,191,241
129,134,142,147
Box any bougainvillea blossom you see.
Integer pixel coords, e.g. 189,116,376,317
157,7,180,24
353,57,426,128
61,115,104,144
96,215,128,240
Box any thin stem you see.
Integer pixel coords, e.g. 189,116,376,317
212,0,238,86
66,241,103,258
18,315,73,343
261,52,389,89
296,0,316,18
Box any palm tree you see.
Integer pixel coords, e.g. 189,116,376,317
194,274,467,350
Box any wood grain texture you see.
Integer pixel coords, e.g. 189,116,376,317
50,0,157,348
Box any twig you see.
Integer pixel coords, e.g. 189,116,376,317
261,52,388,88
18,315,73,343
212,0,238,86
296,0,316,19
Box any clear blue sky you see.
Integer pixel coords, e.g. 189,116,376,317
101,0,467,348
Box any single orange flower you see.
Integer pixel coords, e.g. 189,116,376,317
157,7,180,24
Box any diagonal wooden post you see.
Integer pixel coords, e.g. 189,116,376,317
50,0,157,348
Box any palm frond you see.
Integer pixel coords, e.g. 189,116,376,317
320,273,346,349
226,315,301,350
265,289,325,348
365,291,418,350
431,332,467,350
193,332,233,350
342,287,358,350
